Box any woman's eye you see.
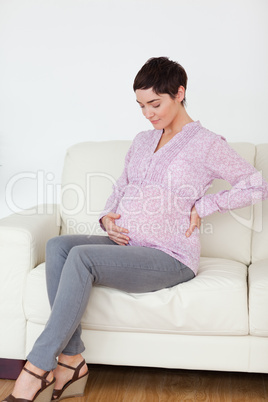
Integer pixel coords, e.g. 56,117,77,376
153,104,160,108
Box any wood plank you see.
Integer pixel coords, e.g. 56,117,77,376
0,380,14,397
0,365,267,401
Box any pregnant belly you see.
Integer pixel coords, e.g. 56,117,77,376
114,185,199,248
115,206,191,248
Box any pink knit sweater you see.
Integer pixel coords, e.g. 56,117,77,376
99,121,268,274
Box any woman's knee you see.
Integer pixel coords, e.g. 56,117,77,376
66,245,88,265
66,246,96,276
45,236,76,274
46,235,73,256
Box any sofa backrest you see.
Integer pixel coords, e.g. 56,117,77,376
60,141,131,236
252,144,268,263
60,141,259,265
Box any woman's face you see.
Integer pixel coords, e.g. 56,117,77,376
135,87,184,131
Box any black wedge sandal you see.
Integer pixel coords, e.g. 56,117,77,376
2,367,55,402
52,359,89,401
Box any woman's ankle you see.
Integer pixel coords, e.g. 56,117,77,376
25,361,54,381
11,362,54,399
57,353,84,366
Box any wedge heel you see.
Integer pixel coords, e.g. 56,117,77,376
52,359,89,401
54,372,89,401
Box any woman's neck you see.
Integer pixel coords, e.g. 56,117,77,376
163,109,194,137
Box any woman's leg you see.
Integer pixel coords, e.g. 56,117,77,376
45,235,118,357
6,242,194,401
45,235,118,308
3,235,117,402
27,243,194,371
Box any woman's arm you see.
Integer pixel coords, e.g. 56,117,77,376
194,137,268,218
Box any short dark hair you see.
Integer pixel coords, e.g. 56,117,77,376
133,57,188,106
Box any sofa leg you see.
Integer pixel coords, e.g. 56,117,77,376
0,358,26,380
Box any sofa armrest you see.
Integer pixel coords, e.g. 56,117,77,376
0,204,61,359
0,204,61,270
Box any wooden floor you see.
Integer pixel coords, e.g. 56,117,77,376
0,364,267,401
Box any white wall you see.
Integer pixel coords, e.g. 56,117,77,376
0,0,267,218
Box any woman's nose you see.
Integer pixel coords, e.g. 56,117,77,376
143,108,154,119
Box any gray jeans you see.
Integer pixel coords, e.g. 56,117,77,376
27,235,194,370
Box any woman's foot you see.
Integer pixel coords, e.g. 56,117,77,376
4,361,54,401
52,353,88,396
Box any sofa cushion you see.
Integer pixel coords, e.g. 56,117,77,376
248,259,268,336
24,257,248,336
60,141,131,236
252,144,268,262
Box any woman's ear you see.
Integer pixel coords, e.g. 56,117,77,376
176,86,185,103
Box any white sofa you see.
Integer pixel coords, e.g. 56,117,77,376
0,140,268,379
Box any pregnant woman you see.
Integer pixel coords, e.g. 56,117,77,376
3,57,268,402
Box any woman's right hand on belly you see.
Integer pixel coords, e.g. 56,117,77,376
101,213,130,246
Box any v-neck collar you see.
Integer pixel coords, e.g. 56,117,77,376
152,120,201,155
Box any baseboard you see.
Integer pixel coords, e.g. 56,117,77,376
0,358,26,380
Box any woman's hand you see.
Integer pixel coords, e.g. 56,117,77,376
185,206,201,237
101,213,130,246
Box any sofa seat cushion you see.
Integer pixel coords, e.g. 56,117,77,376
24,257,248,336
248,259,268,336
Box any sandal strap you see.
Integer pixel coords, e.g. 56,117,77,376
23,367,51,390
57,359,86,381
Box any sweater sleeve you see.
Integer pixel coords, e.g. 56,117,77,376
194,137,268,218
98,141,134,231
